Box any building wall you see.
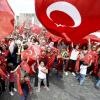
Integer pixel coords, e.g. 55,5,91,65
15,13,42,28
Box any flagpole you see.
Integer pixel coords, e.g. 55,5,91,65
88,38,91,50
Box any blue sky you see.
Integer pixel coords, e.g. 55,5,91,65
8,0,35,15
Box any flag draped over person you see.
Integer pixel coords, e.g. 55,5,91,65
35,0,100,43
0,0,14,38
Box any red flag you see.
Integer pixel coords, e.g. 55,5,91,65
46,54,55,70
20,61,32,74
31,24,42,34
45,32,62,42
18,22,25,33
62,33,71,42
35,0,100,43
0,0,14,38
84,34,100,42
21,47,35,60
16,68,24,96
45,32,52,39
75,58,80,72
21,45,41,60
0,67,7,79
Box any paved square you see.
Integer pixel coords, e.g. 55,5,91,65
0,72,100,100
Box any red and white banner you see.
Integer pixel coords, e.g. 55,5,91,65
21,45,41,60
0,0,14,38
84,34,100,42
35,0,100,43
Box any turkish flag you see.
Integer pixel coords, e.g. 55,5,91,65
46,54,56,70
21,45,37,60
21,48,35,60
21,45,41,60
18,22,25,33
84,34,100,42
31,24,42,34
35,0,100,43
0,0,14,38
20,61,32,74
16,68,23,96
32,45,41,57
62,32,71,42
45,32,62,42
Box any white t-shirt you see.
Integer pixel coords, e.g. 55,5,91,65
38,65,46,79
70,49,79,60
9,41,15,54
80,64,87,75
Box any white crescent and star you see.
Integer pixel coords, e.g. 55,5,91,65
46,1,81,27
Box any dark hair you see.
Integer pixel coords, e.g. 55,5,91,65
23,45,28,50
39,60,46,66
24,74,29,78
0,47,3,51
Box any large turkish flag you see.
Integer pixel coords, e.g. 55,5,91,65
35,0,100,43
0,0,14,38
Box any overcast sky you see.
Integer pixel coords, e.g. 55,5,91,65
8,0,35,15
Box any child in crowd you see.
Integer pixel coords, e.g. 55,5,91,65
37,61,49,92
20,74,32,100
76,61,89,85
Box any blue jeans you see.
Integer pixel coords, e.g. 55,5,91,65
96,79,100,88
76,74,86,85
20,89,29,100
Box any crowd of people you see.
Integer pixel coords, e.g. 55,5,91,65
0,26,100,100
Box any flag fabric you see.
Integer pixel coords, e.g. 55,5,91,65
31,24,42,34
0,67,7,79
18,22,25,33
45,32,62,42
62,33,71,42
20,61,32,74
21,45,41,60
32,45,41,56
84,34,100,42
35,0,100,43
21,47,35,60
16,68,24,96
0,0,14,38
46,54,56,70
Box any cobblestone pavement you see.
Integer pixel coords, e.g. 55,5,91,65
0,72,100,100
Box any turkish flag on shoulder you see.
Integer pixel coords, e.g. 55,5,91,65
35,0,100,43
0,0,14,38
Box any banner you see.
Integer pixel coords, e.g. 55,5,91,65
35,0,100,43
